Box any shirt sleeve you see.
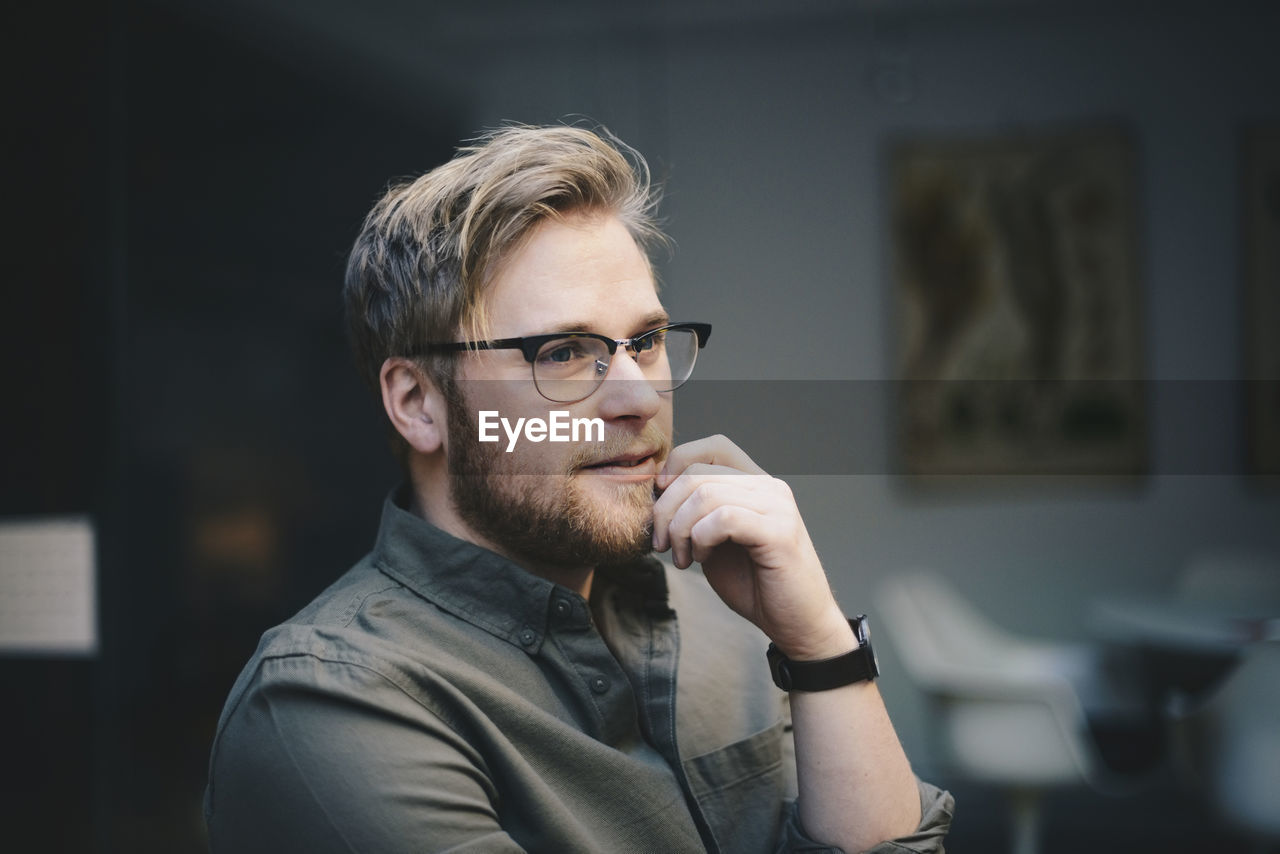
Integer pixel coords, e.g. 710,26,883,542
205,653,526,854
773,777,955,854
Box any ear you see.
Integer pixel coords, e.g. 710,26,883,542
380,357,447,455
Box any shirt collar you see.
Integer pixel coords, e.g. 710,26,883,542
370,486,671,650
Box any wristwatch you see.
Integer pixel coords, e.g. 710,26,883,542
767,615,879,692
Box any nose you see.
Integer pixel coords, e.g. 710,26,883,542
592,346,663,422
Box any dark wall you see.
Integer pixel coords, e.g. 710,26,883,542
3,3,461,850
2,3,112,851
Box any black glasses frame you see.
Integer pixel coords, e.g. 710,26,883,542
416,322,712,363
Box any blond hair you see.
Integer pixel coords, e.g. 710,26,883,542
343,124,667,401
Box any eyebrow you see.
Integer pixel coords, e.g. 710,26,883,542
537,311,671,339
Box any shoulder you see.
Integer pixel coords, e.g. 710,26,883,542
211,553,468,740
283,552,401,629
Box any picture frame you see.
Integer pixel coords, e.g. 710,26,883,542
890,126,1146,476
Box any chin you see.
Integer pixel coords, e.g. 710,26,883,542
569,478,656,546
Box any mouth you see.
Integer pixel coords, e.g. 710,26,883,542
579,449,659,473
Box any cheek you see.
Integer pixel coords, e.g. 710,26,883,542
653,399,675,440
488,407,591,474
660,398,675,429
509,432,578,472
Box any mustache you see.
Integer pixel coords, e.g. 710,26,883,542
566,423,673,472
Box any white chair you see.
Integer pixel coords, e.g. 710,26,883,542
877,570,1153,854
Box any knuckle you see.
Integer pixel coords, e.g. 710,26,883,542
691,481,719,511
680,464,711,482
710,434,743,455
714,504,741,528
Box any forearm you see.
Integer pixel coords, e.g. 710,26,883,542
777,613,921,853
790,679,922,852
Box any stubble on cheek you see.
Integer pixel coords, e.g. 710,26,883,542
444,396,667,566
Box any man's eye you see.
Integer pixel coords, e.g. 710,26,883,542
538,342,587,364
635,331,665,352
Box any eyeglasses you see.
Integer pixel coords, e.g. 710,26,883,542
416,322,711,403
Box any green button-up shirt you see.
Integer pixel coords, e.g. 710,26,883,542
205,490,952,853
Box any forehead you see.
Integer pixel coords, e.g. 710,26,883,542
482,213,664,337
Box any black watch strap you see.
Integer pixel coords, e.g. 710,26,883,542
767,616,879,692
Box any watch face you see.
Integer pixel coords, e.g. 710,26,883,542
854,615,879,677
855,615,871,646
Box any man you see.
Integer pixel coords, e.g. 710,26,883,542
205,125,953,853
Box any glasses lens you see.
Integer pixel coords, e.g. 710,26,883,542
642,327,700,392
531,327,703,402
532,336,612,403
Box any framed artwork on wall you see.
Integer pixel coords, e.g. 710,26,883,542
890,126,1146,476
1244,126,1280,477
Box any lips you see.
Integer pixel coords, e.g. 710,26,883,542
581,450,658,470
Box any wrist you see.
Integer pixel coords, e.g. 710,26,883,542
773,608,858,661
767,615,879,693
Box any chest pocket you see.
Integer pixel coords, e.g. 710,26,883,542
682,719,788,854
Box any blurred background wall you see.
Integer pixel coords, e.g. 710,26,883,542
2,0,1277,851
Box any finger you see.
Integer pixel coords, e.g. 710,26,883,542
663,480,777,567
657,435,765,489
688,504,777,565
651,466,770,552
652,464,732,552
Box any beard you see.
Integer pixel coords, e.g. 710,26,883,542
445,393,671,569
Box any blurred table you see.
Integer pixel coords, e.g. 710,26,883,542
1091,595,1280,707
1092,596,1280,652
1094,592,1280,839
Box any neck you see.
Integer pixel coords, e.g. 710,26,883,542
408,466,594,599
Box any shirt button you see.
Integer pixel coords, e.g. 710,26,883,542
590,675,611,694
518,628,537,646
554,598,572,619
